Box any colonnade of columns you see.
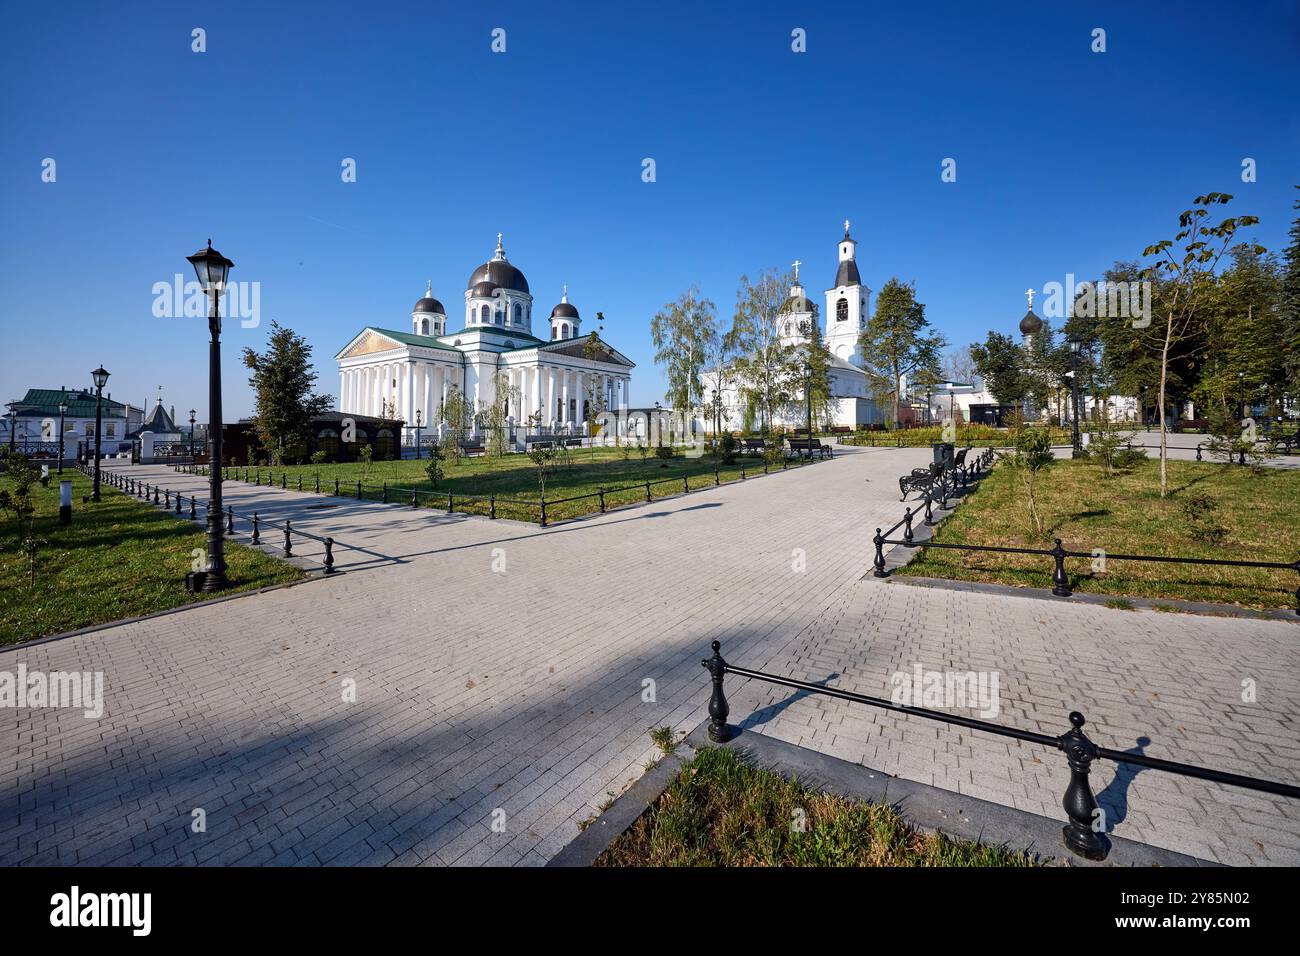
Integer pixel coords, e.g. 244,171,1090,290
339,361,631,435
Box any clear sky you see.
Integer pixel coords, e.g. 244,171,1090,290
1,0,1296,420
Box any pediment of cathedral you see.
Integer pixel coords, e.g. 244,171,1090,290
543,339,631,366
340,330,401,358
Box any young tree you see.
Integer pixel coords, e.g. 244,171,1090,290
650,287,716,424
798,307,837,430
581,331,612,457
730,268,797,433
240,321,333,464
940,345,978,386
439,384,474,462
1142,192,1260,497
481,370,519,460
857,278,945,428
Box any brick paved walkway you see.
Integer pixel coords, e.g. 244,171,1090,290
2,448,1296,866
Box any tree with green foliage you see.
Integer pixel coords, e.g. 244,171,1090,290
1003,426,1055,537
439,384,474,463
857,278,946,428
730,269,798,433
240,321,334,464
1280,188,1300,405
797,306,836,430
1142,192,1260,497
651,287,717,424
970,331,1031,407
582,331,612,457
481,370,518,461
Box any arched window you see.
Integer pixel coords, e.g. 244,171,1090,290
480,305,490,324
562,323,570,338
836,298,848,322
421,318,429,335
495,310,503,325
513,304,522,325
316,428,341,461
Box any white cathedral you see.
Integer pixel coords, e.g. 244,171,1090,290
335,234,635,443
717,221,886,430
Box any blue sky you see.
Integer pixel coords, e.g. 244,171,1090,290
1,0,1296,419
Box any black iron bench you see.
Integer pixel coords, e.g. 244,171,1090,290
899,460,944,500
788,437,832,460
738,438,766,456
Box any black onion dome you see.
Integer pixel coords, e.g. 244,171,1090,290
551,301,579,319
1019,309,1044,335
467,259,529,294
413,296,444,314
835,259,861,287
469,280,499,298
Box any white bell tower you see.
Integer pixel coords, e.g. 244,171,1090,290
825,219,870,366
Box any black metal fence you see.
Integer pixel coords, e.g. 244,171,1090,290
701,640,1300,862
871,458,1300,614
82,464,338,574
175,450,830,527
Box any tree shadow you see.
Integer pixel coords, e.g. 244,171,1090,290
737,673,841,731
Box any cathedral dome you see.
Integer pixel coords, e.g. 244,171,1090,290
780,294,814,314
1019,309,1043,336
413,296,443,313
551,301,579,319
467,261,528,294
470,279,500,298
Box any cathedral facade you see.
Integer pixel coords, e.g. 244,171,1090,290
335,235,634,443
719,221,886,430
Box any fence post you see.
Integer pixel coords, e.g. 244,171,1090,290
645,481,651,502
164,490,170,508
1195,443,1203,462
903,507,914,545
1058,712,1108,861
924,493,933,527
540,499,547,527
1051,539,1072,596
335,477,340,496
490,495,496,519
283,520,292,556
382,482,388,504
763,459,769,475
315,475,320,494
251,512,260,544
702,640,731,742
281,473,286,489
298,475,303,492
446,491,454,514
153,485,160,504
683,475,689,494
872,529,887,577
411,490,418,509
598,489,605,513
356,480,362,500
175,491,182,515
740,464,746,480
190,496,197,519
324,537,335,573
714,468,720,486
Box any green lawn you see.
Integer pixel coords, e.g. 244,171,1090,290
595,746,1038,866
0,470,301,645
898,457,1300,610
211,446,822,522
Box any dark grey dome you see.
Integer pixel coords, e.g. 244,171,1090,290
467,259,529,294
1019,309,1043,335
469,280,499,298
551,301,579,319
413,296,444,314
835,259,861,288
780,294,814,314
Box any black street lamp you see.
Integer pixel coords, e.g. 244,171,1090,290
186,239,234,592
804,360,814,449
90,366,110,500
947,383,956,426
925,387,933,427
1067,338,1083,458
414,408,423,460
6,405,16,455
189,409,196,458
57,396,68,474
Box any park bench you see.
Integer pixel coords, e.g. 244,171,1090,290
526,439,554,452
829,425,853,436
458,440,485,457
738,438,767,456
788,437,832,460
899,460,944,500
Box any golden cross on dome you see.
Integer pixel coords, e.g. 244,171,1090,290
1025,287,1035,310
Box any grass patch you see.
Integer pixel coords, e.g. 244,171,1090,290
0,470,301,645
213,447,818,522
595,747,1038,867
898,457,1298,609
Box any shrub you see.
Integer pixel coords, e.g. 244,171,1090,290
1178,491,1227,545
719,432,737,464
655,445,675,462
1003,426,1055,537
309,450,328,465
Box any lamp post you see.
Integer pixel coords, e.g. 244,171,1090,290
1238,371,1246,421
414,409,423,460
804,360,814,444
57,397,68,474
925,387,932,427
947,383,955,427
90,366,109,500
188,409,196,458
6,405,16,455
186,239,235,592
1067,338,1083,458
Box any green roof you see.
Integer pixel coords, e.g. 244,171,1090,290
10,388,131,418
366,327,459,351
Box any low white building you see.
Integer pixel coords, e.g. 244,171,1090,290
3,387,143,459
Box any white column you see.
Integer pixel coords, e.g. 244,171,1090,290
560,373,569,426
530,366,541,426
422,364,431,429
404,362,413,428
